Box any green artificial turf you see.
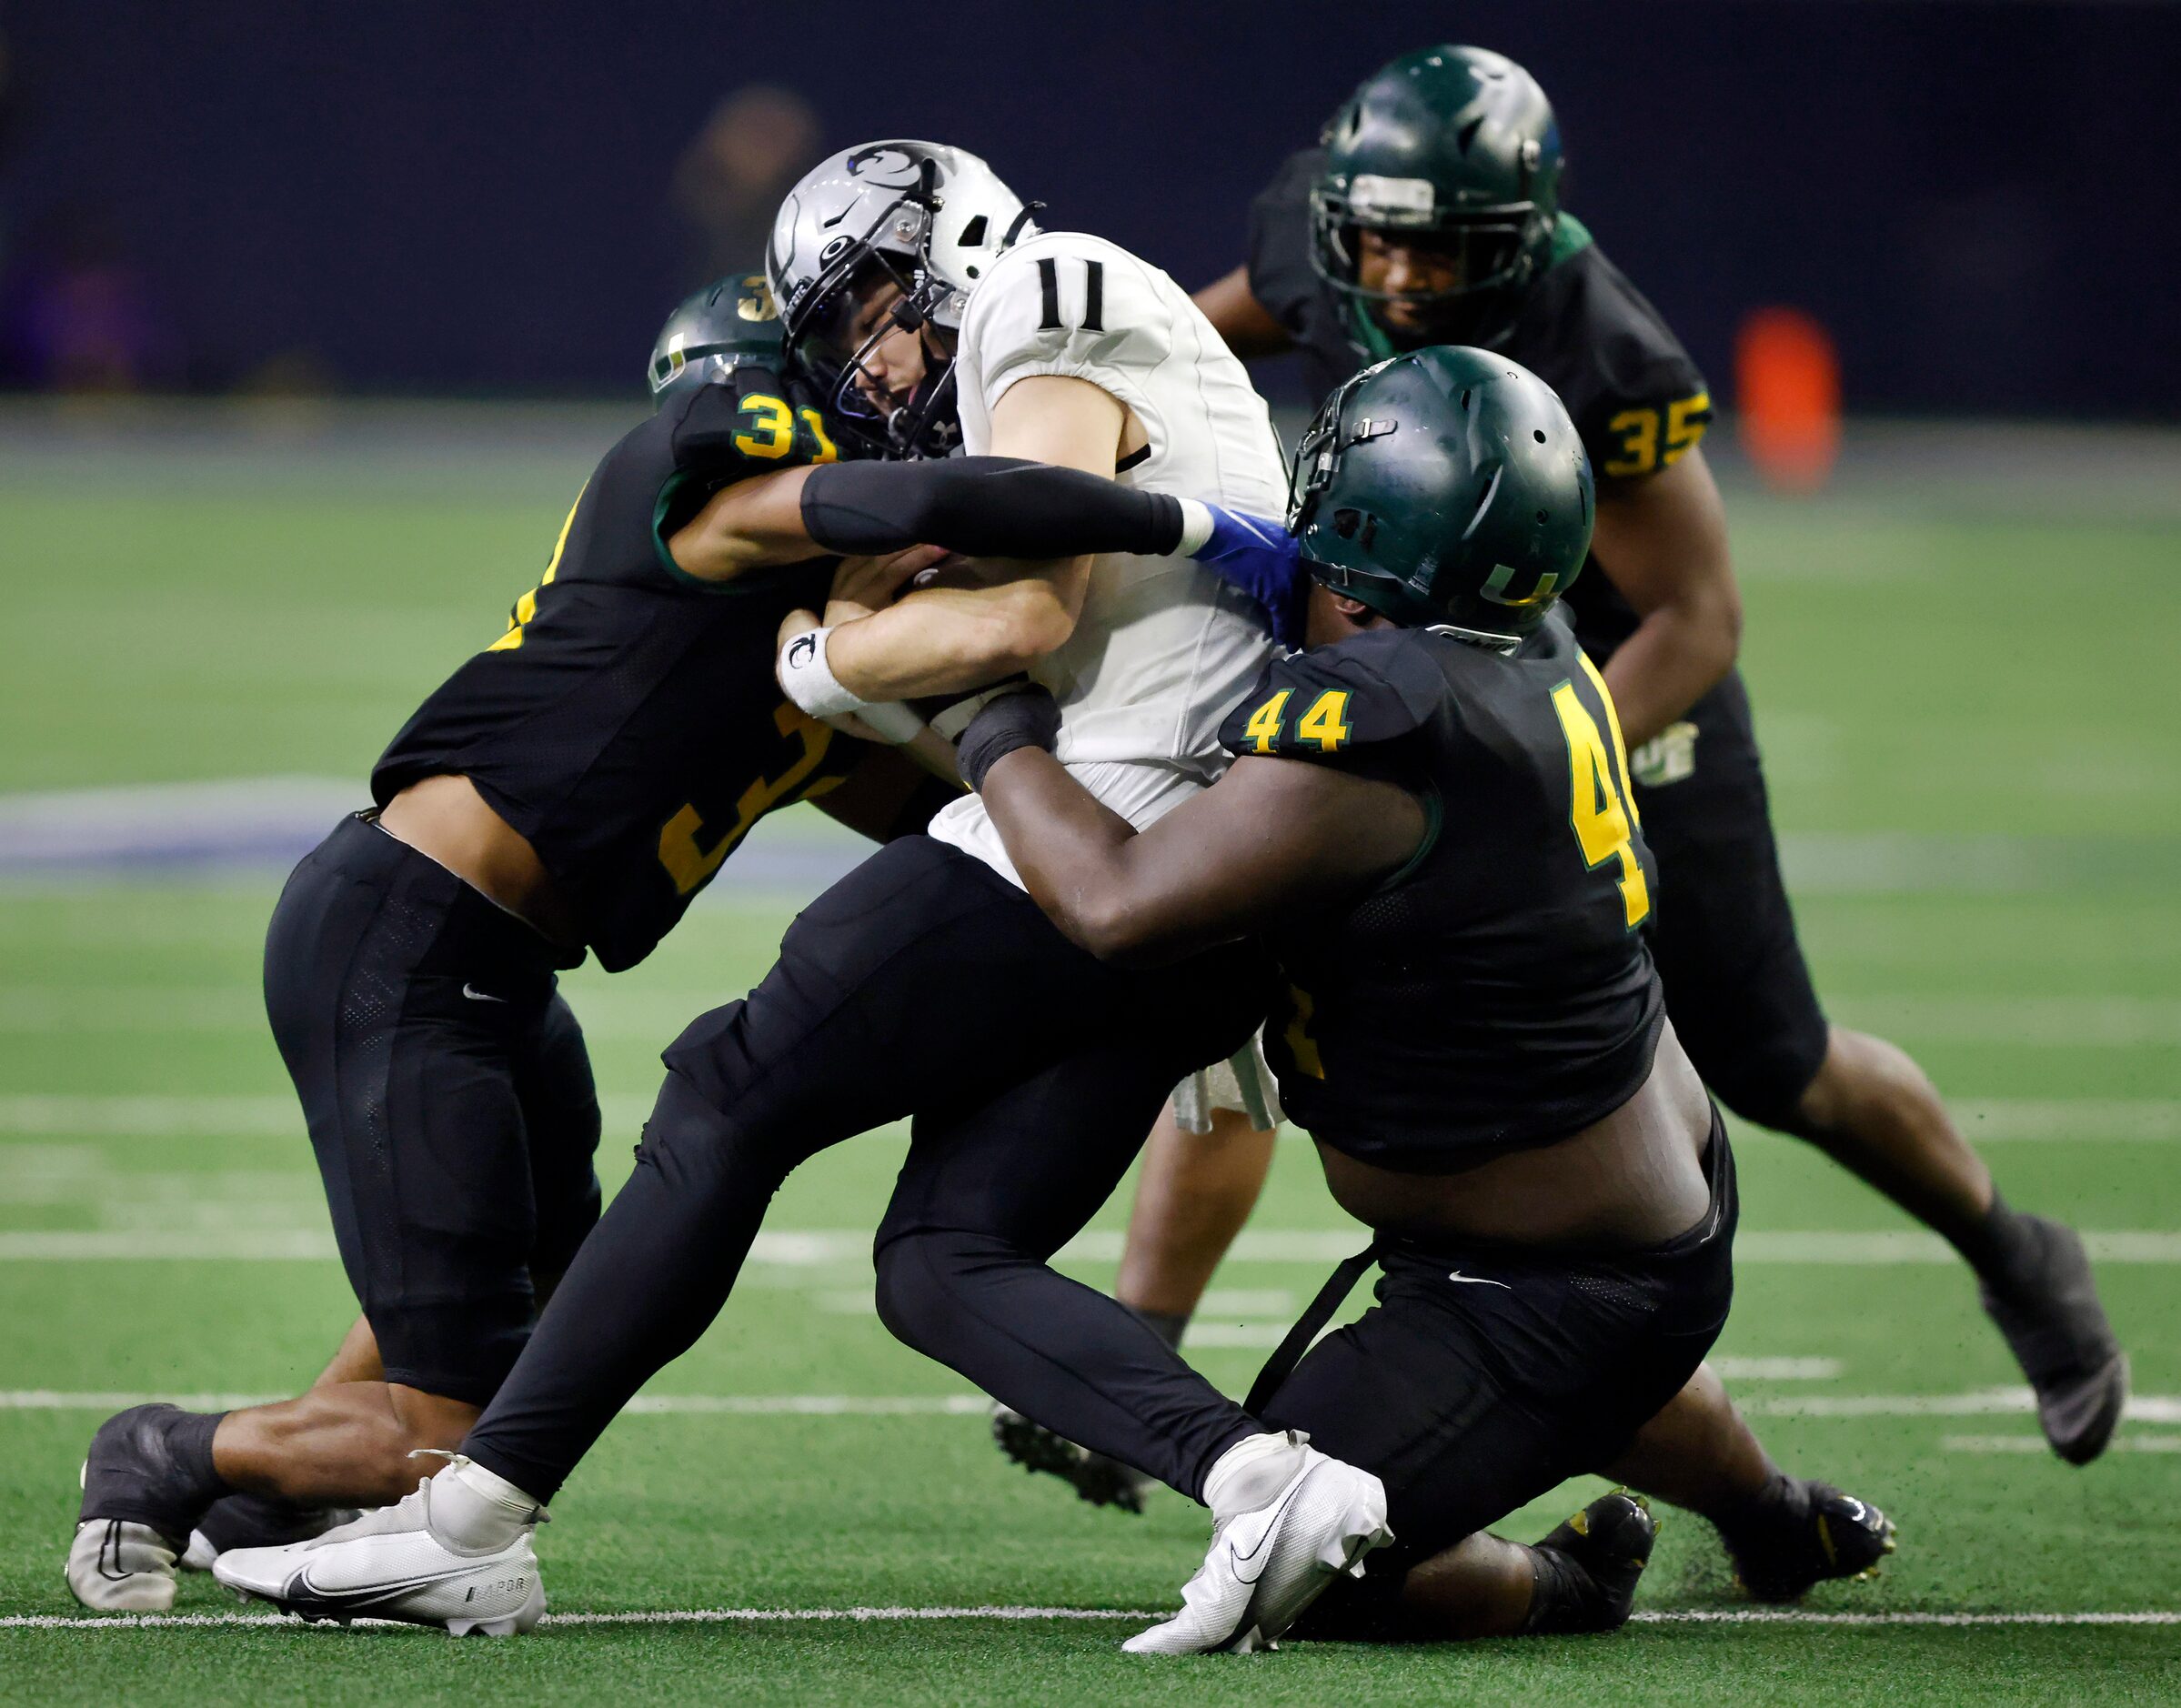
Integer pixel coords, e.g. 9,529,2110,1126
0,419,2174,1703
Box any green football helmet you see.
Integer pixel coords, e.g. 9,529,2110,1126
1290,345,1593,648
647,271,785,407
1312,45,1564,346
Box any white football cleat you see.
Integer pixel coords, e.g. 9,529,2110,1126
214,1470,545,1636
66,1519,181,1612
1123,1438,1392,1654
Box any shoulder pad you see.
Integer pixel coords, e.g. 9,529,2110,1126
669,364,837,474
1529,247,1710,481
1220,628,1447,761
962,234,1175,409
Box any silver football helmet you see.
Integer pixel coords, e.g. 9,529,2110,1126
768,141,1039,457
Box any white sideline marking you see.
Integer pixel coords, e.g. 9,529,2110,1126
1945,1433,2181,1454
7,1388,2180,1424
9,1226,2181,1264
2,1605,2177,1633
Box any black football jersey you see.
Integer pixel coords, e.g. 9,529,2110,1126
372,368,862,972
1219,611,1664,1169
1246,146,1712,654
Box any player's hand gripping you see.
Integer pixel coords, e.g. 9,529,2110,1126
1184,507,1305,647
823,545,950,628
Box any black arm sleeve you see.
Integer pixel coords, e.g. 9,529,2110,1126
799,456,1187,560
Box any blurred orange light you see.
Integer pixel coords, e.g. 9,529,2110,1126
1735,306,1841,493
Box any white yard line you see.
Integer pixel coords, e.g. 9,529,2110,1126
7,1226,2181,1264
1,1604,2176,1633
1745,1389,2181,1423
1944,1433,2181,1454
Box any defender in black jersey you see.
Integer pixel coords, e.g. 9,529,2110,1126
68,255,1281,1613
1156,43,2126,1470
961,347,1892,1643
62,275,941,1613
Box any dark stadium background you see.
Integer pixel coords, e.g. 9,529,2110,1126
1,0,2174,414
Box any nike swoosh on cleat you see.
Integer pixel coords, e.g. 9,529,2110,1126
277,1562,487,1616
461,984,508,1004
1231,1479,1308,1585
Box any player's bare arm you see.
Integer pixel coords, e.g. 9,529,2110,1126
1588,445,1743,747
970,698,1425,966
1192,264,1295,357
815,375,1125,697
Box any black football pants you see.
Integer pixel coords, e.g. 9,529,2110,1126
264,813,600,1404
461,835,1267,1504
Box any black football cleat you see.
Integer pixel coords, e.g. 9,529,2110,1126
1523,1491,1658,1634
1718,1477,1895,1603
67,1404,226,1612
1979,1214,2129,1465
989,1403,1151,1513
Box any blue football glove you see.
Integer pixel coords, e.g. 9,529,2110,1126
1185,505,1306,648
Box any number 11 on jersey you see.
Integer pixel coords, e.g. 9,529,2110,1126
1550,668,1651,929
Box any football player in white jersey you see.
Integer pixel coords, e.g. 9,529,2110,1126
215,142,1400,1654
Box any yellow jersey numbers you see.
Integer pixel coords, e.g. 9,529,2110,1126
1281,981,1325,1080
657,702,839,897
1241,687,1352,755
1242,688,1292,754
1602,390,1712,479
732,393,796,460
1550,665,1650,929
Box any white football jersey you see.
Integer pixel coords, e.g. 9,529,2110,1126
925,230,1288,885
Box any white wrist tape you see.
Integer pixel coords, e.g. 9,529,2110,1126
851,700,930,744
778,627,863,721
1175,498,1216,556
779,627,928,746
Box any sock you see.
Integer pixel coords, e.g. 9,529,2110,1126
1129,1306,1190,1352
428,1457,546,1552
1953,1190,2043,1288
1522,1542,1580,1635
1201,1430,1306,1519
164,1409,232,1512
1705,1469,1797,1539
